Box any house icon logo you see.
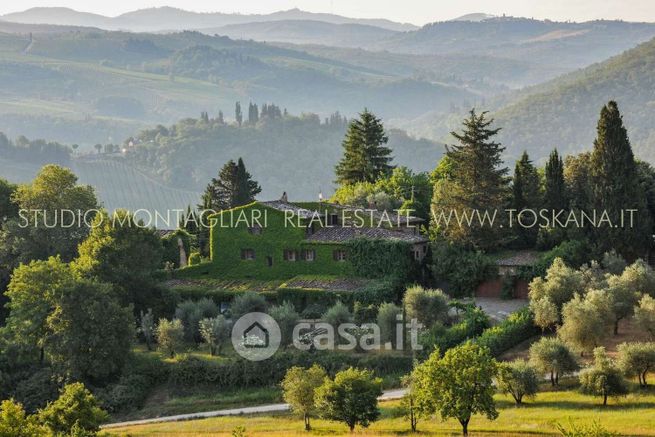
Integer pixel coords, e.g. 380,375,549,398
232,312,281,361
243,321,269,348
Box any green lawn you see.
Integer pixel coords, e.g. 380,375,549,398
106,384,655,436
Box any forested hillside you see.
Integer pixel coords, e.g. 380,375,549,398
124,112,443,199
493,36,655,163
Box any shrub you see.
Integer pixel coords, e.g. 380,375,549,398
268,301,300,347
156,319,185,358
188,252,202,266
353,302,378,324
96,353,168,413
430,243,497,297
403,285,449,328
354,278,402,306
377,303,402,346
174,298,219,342
476,307,539,357
322,301,352,327
419,307,489,358
230,291,267,320
138,309,156,350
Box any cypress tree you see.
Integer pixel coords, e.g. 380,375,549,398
512,151,541,247
431,109,510,250
544,149,567,211
590,101,650,259
235,102,242,127
234,158,262,206
335,109,393,185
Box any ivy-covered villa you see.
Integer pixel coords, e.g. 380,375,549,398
192,194,428,279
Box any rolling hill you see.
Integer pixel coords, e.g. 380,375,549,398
491,36,655,163
1,7,417,33
0,25,476,146
201,20,398,48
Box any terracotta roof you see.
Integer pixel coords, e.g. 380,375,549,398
305,226,428,244
496,251,539,267
260,200,317,219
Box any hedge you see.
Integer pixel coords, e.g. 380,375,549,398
167,351,412,389
475,307,540,357
418,306,489,359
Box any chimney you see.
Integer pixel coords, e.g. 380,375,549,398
280,191,288,203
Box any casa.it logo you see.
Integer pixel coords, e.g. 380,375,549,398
231,312,281,361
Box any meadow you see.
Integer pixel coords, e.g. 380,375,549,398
106,383,655,436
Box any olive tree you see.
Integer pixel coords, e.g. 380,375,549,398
529,337,579,386
605,274,641,335
403,285,449,328
377,302,402,347
497,360,539,405
199,315,231,356
558,291,612,355
530,297,559,332
617,342,655,387
413,342,498,436
528,257,585,315
579,347,628,406
269,301,300,347
280,364,327,431
635,295,655,339
156,318,185,358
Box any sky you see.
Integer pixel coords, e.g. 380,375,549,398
2,0,655,25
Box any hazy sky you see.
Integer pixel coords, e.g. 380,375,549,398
2,0,655,25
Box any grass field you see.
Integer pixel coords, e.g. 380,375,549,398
106,383,655,436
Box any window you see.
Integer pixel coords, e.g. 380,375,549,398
240,249,255,260
266,256,273,267
333,249,347,261
283,249,297,261
302,249,316,262
248,225,262,235
327,213,339,226
414,250,421,261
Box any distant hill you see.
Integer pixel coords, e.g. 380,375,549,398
202,20,397,48
2,6,417,33
491,36,655,163
0,27,475,145
450,13,495,22
376,18,655,71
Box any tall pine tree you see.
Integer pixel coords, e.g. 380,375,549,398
200,158,261,212
431,109,510,250
234,158,262,206
512,151,541,247
590,101,650,259
334,109,393,185
544,149,567,211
